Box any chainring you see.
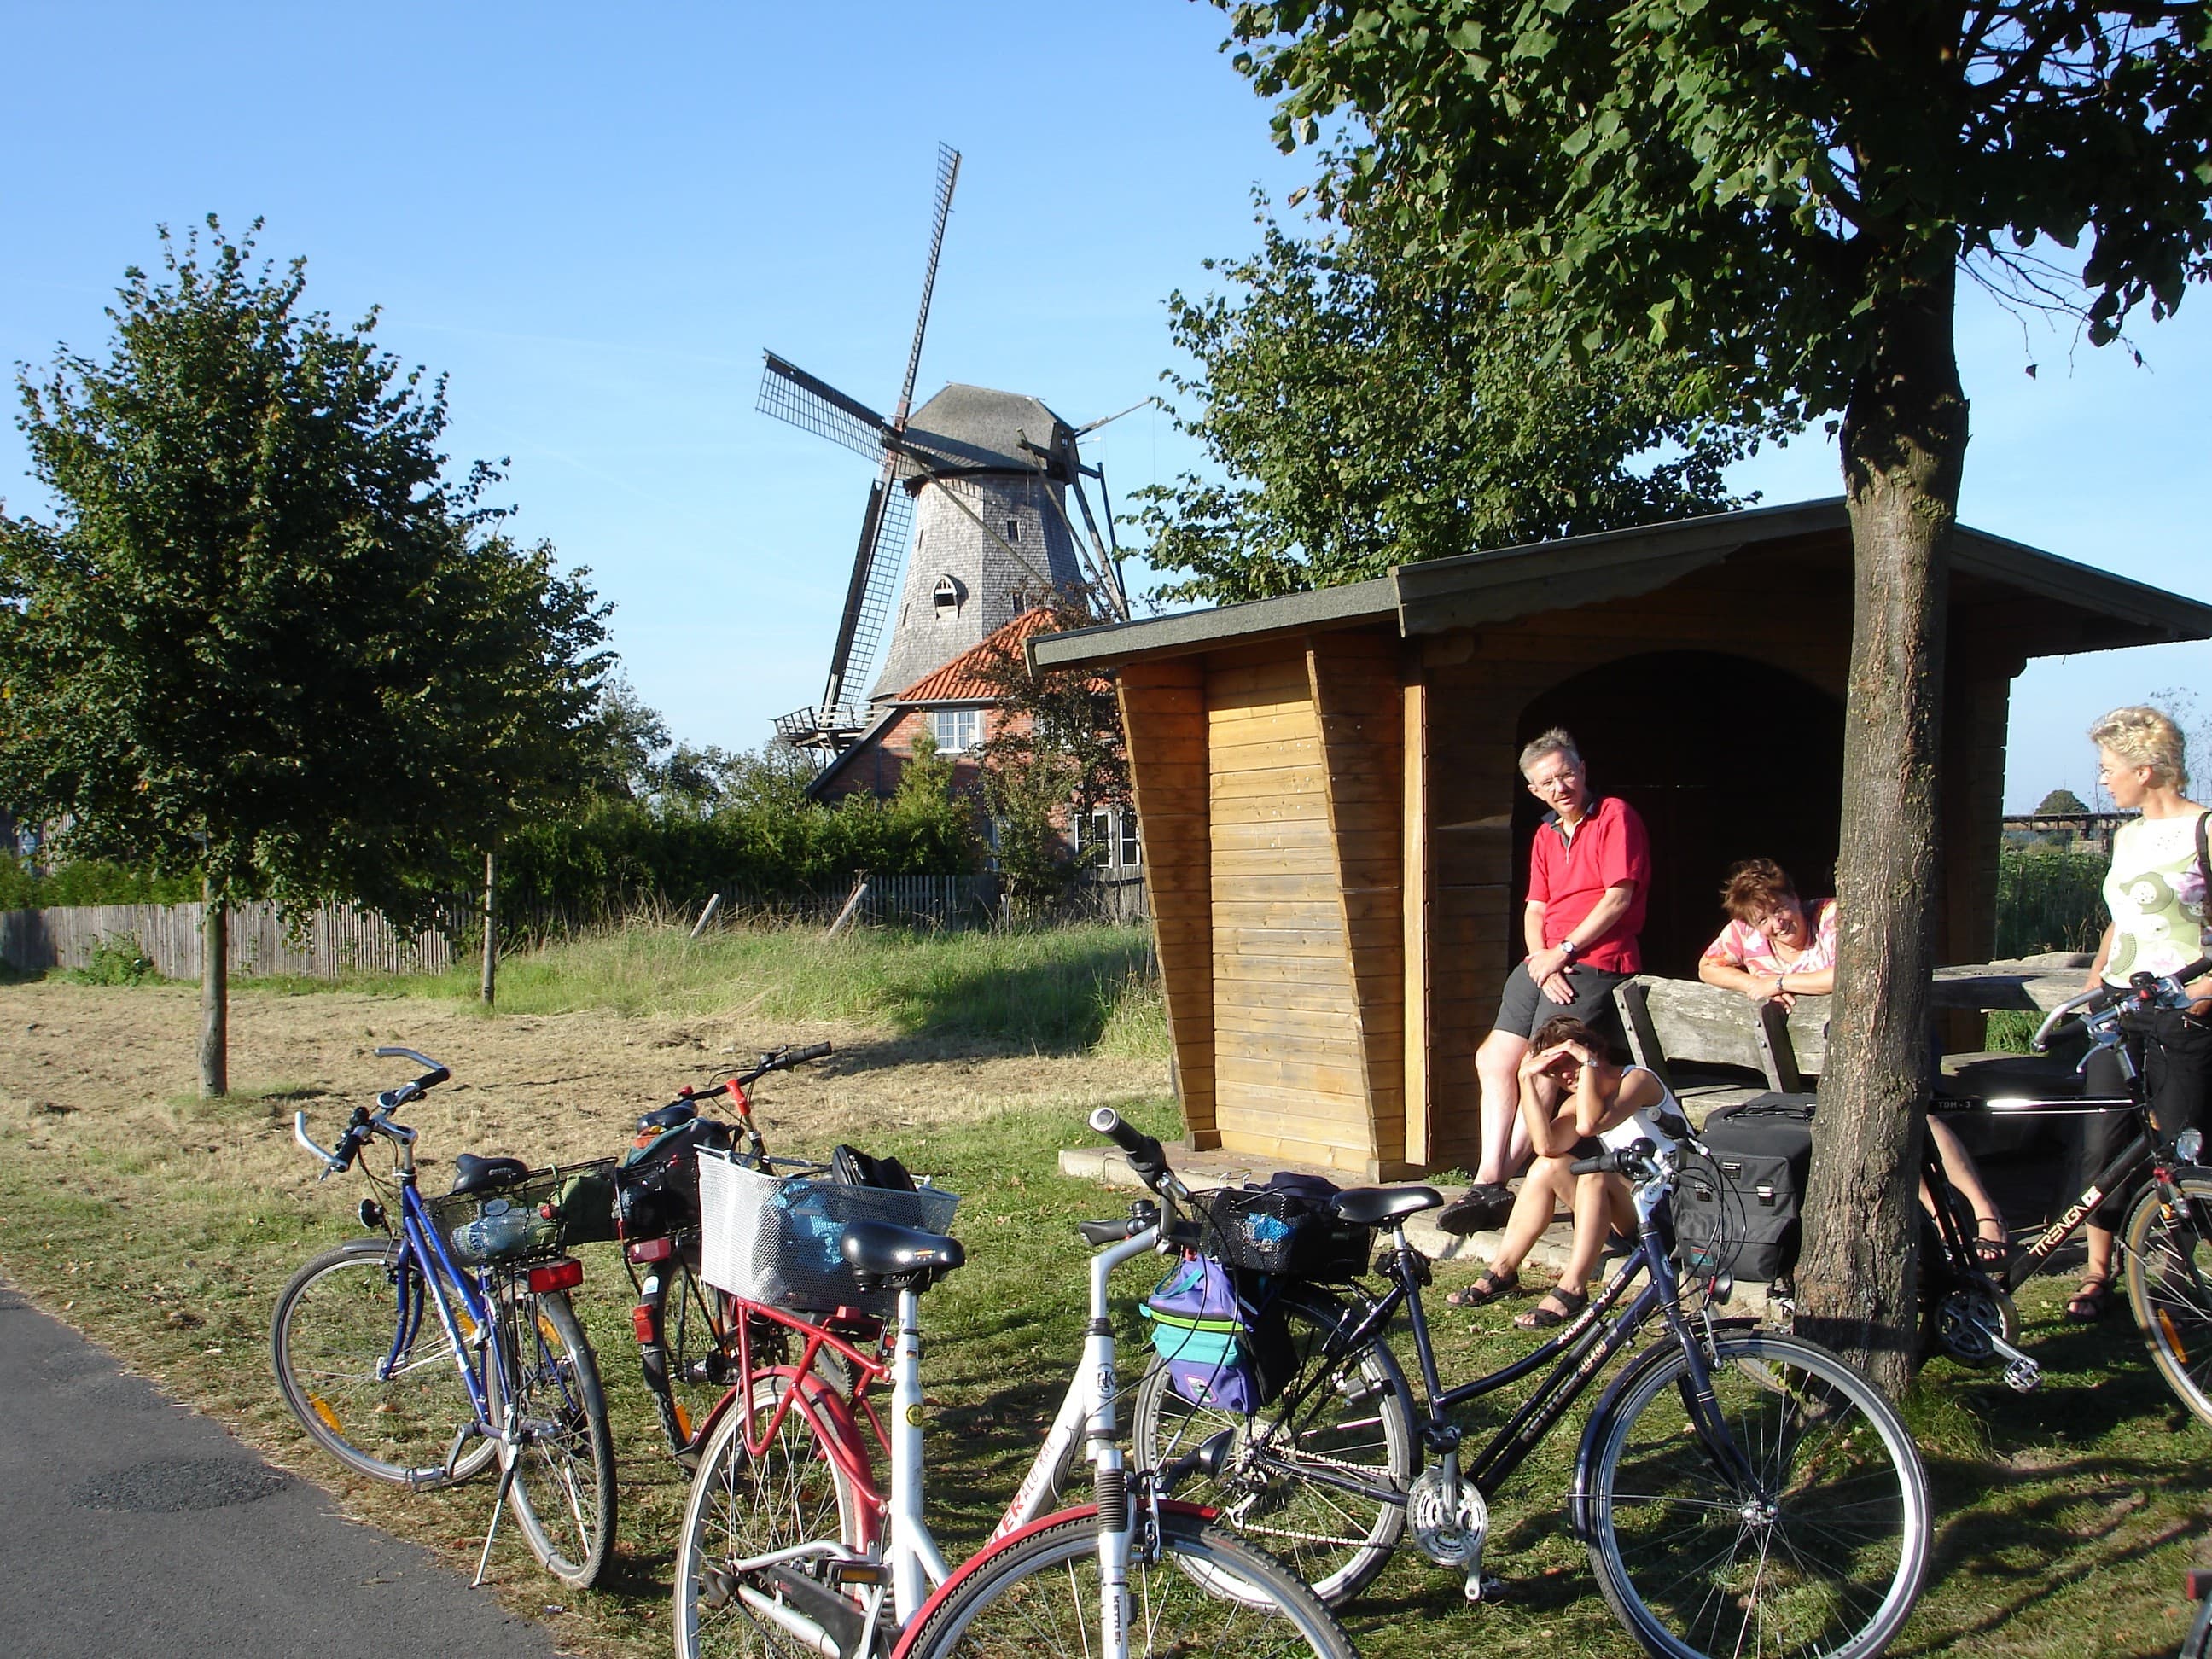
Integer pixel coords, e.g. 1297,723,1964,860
1936,1282,2020,1365
1408,1465,1489,1568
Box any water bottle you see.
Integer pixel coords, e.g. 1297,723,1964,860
451,1196,554,1264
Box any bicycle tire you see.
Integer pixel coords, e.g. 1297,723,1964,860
487,1284,618,1588
898,1508,1358,1659
1130,1285,1413,1605
1583,1330,1930,1659
2122,1173,2212,1428
674,1371,868,1659
270,1237,495,1487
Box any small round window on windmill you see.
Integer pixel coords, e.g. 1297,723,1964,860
933,574,964,620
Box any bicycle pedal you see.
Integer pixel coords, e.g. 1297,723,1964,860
2003,1358,2042,1393
1464,1572,1505,1604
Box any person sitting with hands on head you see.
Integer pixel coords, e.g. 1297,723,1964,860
1446,1015,1687,1330
1698,857,2011,1267
1439,729,1650,1236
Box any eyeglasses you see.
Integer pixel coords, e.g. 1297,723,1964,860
1525,769,1583,797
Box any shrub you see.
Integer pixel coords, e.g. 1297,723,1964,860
63,934,158,986
1994,844,2107,958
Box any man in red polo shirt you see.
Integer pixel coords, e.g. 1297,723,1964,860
1441,726,1650,1236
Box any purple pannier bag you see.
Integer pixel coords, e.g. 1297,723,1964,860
1141,1254,1259,1412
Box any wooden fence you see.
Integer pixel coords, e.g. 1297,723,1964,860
0,899,455,979
2,869,1150,981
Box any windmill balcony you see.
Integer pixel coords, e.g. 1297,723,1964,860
774,703,877,752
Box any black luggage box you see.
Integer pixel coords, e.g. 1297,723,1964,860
1674,1092,1815,1284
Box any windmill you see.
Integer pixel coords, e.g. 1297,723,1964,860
762,144,1132,754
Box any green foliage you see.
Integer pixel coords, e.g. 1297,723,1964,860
1223,3,2212,417
0,217,610,928
1135,208,1768,602
1995,843,2109,958
494,784,981,918
0,853,197,910
971,597,1130,899
2034,788,2091,816
61,933,157,986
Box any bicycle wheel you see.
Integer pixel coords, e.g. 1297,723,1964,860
674,1371,868,1659
1583,1330,1929,1659
901,1507,1355,1659
1131,1286,1412,1605
487,1283,618,1588
2122,1174,2212,1427
271,1238,495,1486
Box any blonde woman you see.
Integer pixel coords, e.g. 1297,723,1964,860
2068,706,2212,1319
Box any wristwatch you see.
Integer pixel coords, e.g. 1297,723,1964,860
1559,937,1580,963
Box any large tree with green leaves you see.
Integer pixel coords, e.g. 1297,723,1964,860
1219,1,2212,1388
1137,208,1769,602
0,218,609,1092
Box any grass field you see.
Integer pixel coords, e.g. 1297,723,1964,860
2,923,2209,1658
240,917,1169,1059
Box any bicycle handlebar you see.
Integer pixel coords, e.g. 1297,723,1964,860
1569,1137,1656,1179
2031,957,2212,1052
1090,1106,1169,1183
295,1049,450,1176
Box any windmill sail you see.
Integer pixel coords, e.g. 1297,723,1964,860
757,353,891,461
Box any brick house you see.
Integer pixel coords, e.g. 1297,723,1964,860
806,608,1139,872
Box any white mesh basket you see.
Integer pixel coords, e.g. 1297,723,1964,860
696,1150,960,1316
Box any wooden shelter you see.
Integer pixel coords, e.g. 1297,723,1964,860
1030,499,2212,1179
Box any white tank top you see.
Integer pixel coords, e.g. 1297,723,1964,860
1599,1067,1687,1153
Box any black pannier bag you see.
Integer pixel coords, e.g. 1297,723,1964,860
1673,1092,1816,1284
615,1114,736,1241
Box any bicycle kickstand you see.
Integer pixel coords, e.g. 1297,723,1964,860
472,1423,521,1588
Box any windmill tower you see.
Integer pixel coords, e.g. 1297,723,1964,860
762,145,1130,753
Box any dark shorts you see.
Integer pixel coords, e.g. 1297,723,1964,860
1491,960,1629,1050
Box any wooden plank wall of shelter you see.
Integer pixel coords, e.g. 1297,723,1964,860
0,900,454,979
1204,648,1402,1174
1120,661,1215,1144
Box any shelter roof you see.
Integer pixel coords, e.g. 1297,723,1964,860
1029,498,2212,672
898,383,1074,481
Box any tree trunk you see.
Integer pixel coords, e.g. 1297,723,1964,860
1794,260,1969,1396
480,849,498,1008
199,876,228,1098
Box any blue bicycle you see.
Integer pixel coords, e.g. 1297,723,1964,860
271,1046,618,1588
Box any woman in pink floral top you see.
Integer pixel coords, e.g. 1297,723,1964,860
1698,857,2011,1264
1697,859,1838,1009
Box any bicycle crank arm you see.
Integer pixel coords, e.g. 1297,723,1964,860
725,1577,848,1659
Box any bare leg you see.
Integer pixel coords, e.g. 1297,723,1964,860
1928,1119,2006,1244
1474,1028,1531,1185
1485,1155,1567,1280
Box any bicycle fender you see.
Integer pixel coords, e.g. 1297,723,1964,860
886,1500,1220,1659
1565,1336,1688,1544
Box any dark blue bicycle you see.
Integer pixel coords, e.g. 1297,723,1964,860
271,1046,617,1588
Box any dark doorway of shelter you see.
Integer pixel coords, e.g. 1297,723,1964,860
1513,651,1844,978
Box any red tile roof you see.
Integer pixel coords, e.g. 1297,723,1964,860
894,608,1063,703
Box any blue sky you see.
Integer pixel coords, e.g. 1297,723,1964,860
3,0,2206,812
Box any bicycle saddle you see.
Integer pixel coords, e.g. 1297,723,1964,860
450,1152,532,1196
842,1219,965,1286
1332,1186,1445,1225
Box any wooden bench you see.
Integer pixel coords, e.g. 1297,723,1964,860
1613,971,2076,1153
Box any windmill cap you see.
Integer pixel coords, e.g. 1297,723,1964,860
899,383,1075,481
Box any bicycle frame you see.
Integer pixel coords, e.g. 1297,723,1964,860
697,1221,1165,1642
1243,1155,1754,1519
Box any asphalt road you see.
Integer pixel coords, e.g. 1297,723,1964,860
0,1278,565,1658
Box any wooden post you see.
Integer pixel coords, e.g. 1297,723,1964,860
480,851,498,1007
199,876,227,1098
825,871,871,938
1402,667,1431,1167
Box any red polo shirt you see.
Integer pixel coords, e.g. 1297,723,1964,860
1528,795,1650,972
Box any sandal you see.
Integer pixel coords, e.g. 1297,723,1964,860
1514,1287,1590,1330
1972,1221,2011,1271
1445,1269,1521,1308
2067,1274,2114,1322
